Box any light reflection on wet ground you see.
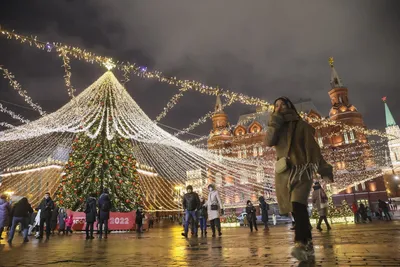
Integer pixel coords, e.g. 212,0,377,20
1,221,400,266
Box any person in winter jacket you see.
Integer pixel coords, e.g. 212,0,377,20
312,182,331,231
351,202,359,223
358,203,367,223
378,199,391,221
50,205,59,235
0,195,11,239
8,197,33,244
182,185,200,237
259,196,269,230
98,188,112,239
28,211,37,236
265,97,333,262
246,200,258,232
65,215,74,234
205,184,223,237
58,208,67,234
136,207,144,233
365,206,373,222
198,196,208,236
85,194,97,239
36,192,55,240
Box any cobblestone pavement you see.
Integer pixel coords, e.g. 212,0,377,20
1,220,400,267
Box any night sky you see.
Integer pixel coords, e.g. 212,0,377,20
1,0,400,140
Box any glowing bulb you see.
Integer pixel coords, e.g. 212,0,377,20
395,176,399,180
103,59,116,71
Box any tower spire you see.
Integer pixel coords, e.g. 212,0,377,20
329,57,344,88
215,93,223,113
382,96,397,127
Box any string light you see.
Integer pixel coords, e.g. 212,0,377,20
0,66,46,116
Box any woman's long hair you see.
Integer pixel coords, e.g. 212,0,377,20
273,96,300,117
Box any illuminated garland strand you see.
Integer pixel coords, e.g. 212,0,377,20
0,27,394,140
58,48,76,99
155,87,189,122
0,66,46,116
0,102,30,124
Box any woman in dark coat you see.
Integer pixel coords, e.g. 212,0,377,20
136,207,144,233
265,96,333,262
84,194,97,240
258,196,269,230
0,195,11,239
245,200,258,232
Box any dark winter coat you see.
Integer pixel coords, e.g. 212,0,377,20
0,199,11,228
259,197,269,223
198,201,208,218
246,205,257,222
11,197,33,218
98,193,112,220
136,209,144,224
182,192,200,211
58,209,67,229
85,197,97,223
51,207,59,222
265,109,333,214
37,198,55,219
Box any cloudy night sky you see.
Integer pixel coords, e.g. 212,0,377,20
0,0,399,139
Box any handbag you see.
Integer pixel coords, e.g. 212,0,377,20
275,121,297,174
211,204,219,211
319,190,329,209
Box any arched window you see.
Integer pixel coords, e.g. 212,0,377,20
349,130,355,142
343,131,349,144
242,146,247,158
258,146,263,156
215,172,222,186
316,131,323,147
238,150,242,158
256,166,264,183
253,146,258,157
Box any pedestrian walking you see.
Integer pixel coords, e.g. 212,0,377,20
259,196,270,231
136,207,144,233
27,210,37,236
58,208,67,235
365,206,373,222
8,197,33,244
265,96,333,262
246,200,258,232
65,214,74,234
0,195,11,240
84,193,97,240
379,199,391,221
312,182,331,231
182,185,200,238
205,184,223,237
351,202,359,223
36,192,55,240
51,205,59,235
98,188,112,239
198,196,208,236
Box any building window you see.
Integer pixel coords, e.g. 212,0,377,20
238,150,242,158
349,130,355,142
240,170,249,184
354,183,358,192
343,131,349,144
361,182,366,191
258,146,263,156
316,131,323,147
253,147,258,157
242,146,247,158
256,167,264,183
215,172,222,186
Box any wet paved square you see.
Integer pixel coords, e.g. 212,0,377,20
1,220,400,267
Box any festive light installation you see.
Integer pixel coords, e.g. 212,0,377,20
0,66,46,116
0,26,394,140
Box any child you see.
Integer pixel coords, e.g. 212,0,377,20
245,200,258,232
58,208,67,234
65,214,74,234
198,197,208,236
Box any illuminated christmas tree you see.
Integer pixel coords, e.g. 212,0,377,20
339,200,353,217
54,72,144,212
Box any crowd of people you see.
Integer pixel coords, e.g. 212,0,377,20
0,187,150,244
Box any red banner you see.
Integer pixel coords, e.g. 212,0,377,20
66,210,147,231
